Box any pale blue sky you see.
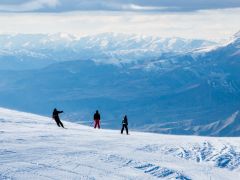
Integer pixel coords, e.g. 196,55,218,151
0,0,239,41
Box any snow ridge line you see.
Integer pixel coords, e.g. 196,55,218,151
136,142,240,170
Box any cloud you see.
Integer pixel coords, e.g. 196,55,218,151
0,8,240,41
0,0,59,12
120,4,170,11
0,0,240,12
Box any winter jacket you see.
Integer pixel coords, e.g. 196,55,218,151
122,117,128,125
94,112,100,120
52,109,63,118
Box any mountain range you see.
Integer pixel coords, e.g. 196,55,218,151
0,33,215,70
0,32,239,136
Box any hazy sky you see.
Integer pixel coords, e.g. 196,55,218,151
0,0,239,41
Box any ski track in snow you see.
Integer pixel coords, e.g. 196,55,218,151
0,108,240,180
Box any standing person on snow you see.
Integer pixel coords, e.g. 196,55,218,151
121,115,129,135
93,110,101,129
52,108,65,128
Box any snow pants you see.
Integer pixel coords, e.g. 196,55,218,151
54,117,64,128
94,119,100,129
121,124,128,134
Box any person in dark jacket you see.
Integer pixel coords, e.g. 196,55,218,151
93,110,101,129
52,108,64,128
121,115,129,135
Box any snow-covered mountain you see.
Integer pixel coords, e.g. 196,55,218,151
140,111,240,136
195,30,240,60
0,107,239,179
0,33,216,70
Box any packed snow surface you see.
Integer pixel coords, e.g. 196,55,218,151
0,108,239,180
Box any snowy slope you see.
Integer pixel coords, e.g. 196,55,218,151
0,108,240,180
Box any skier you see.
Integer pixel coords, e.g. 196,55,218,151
93,110,101,129
52,108,65,128
121,115,129,135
